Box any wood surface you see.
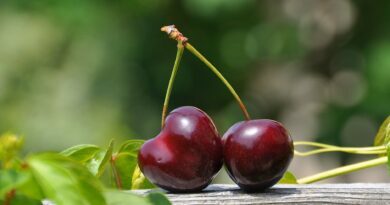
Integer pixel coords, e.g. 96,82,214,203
133,183,390,205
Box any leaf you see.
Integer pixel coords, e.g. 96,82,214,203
131,165,155,189
118,140,144,154
104,190,152,205
104,190,171,205
61,144,101,162
278,171,298,184
60,141,113,177
0,169,30,198
374,116,390,147
7,193,41,205
112,139,153,190
86,140,114,177
112,152,138,189
146,193,171,205
112,153,154,190
387,144,390,176
17,172,44,200
28,153,106,205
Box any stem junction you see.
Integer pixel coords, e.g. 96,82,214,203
161,25,251,121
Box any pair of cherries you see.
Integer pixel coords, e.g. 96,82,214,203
138,25,293,192
138,106,294,192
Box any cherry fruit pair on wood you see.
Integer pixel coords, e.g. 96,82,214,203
138,25,293,192
138,106,294,192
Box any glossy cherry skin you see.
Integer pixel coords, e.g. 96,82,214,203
138,106,223,193
222,119,293,192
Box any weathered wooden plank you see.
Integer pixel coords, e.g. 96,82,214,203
133,184,390,205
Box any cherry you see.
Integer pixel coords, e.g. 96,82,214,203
138,106,223,193
158,26,292,192
222,119,293,192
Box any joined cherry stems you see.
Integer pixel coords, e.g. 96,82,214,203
160,25,250,128
160,24,388,184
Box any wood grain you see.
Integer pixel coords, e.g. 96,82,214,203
133,183,390,205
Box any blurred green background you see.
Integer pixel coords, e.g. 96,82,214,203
0,0,389,182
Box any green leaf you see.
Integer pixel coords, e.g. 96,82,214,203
17,172,44,200
112,153,154,190
118,140,144,154
113,139,153,190
112,152,138,189
278,171,298,184
131,165,155,189
8,193,41,205
387,144,390,176
61,144,101,162
374,116,390,147
104,190,171,205
0,169,30,198
146,193,171,205
28,153,106,205
104,190,152,205
86,140,114,177
60,141,113,177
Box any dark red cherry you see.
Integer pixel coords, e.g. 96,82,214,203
222,119,294,192
138,106,223,192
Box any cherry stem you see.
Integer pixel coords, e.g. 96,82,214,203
294,141,387,156
295,149,385,156
161,42,185,128
110,155,123,189
160,25,250,121
4,189,16,205
297,156,388,184
185,43,251,121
